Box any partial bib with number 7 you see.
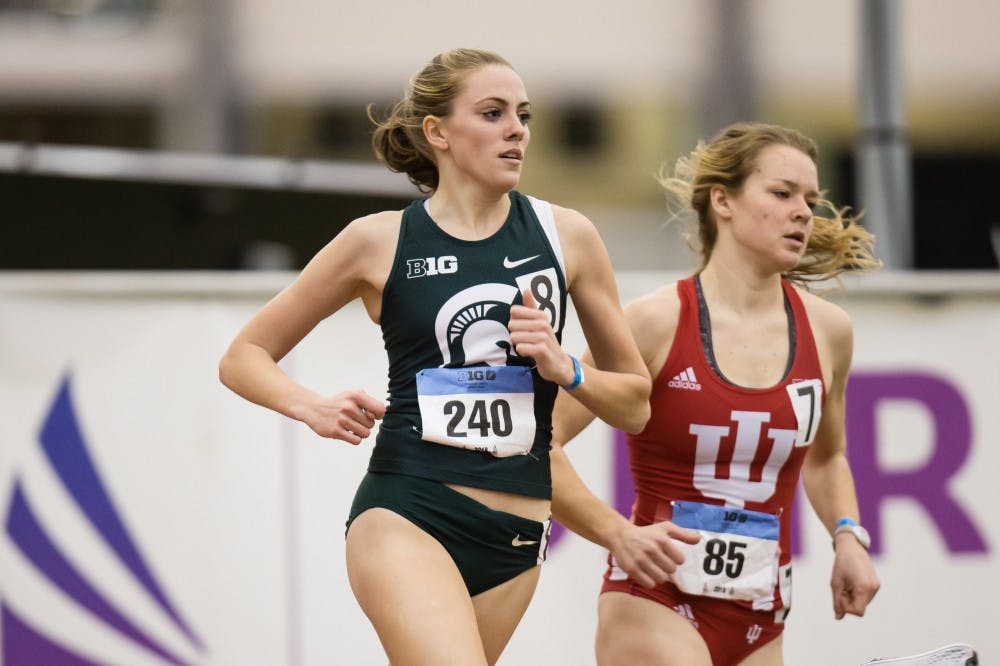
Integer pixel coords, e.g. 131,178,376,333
668,500,780,602
416,366,535,457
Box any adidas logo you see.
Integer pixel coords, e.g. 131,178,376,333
668,366,702,391
673,603,699,628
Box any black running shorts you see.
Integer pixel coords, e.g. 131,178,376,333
347,471,551,595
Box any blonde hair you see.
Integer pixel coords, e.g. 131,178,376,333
369,48,513,192
659,122,880,284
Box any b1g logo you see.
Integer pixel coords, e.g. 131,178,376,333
459,369,497,382
406,256,458,278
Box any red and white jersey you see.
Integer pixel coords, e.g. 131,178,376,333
627,275,825,609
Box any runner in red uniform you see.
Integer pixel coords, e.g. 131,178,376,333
551,122,882,665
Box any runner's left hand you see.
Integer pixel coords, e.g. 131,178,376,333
831,538,880,619
509,289,575,386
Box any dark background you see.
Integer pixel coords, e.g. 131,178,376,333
1,172,411,270
3,150,996,270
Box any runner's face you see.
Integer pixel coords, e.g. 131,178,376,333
436,65,531,192
727,144,819,272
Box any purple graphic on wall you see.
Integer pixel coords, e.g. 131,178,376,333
3,375,206,665
2,605,101,666
549,369,987,558
844,370,986,554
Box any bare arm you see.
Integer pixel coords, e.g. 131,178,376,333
218,213,397,443
549,285,699,587
800,296,880,618
510,205,650,433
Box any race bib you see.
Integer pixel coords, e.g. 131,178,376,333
786,378,823,446
669,501,780,602
416,366,535,457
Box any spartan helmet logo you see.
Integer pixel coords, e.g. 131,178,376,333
434,283,522,367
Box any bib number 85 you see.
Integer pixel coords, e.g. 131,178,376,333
667,500,779,601
703,538,748,578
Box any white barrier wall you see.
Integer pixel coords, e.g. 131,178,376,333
0,272,996,666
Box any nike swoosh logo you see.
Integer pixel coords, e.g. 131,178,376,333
512,535,539,547
503,255,539,269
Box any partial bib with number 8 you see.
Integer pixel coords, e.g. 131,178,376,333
668,500,780,602
416,366,535,457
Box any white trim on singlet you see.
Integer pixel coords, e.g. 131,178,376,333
527,195,567,280
422,195,566,280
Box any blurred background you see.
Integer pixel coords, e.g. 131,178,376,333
2,2,1000,666
1,0,998,271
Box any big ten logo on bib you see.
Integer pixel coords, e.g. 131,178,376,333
416,366,535,457
668,500,780,603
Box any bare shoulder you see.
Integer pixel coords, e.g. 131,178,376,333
297,209,402,295
796,287,852,341
546,202,610,286
625,282,682,362
549,202,600,242
795,286,854,377
311,209,401,266
339,209,404,245
626,283,680,328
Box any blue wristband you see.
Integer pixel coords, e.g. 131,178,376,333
563,355,584,390
835,517,858,529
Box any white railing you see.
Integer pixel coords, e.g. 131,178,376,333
0,141,419,198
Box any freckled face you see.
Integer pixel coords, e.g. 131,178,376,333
726,144,819,271
433,64,531,192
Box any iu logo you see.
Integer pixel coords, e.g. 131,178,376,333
406,256,458,278
746,624,763,644
689,410,798,507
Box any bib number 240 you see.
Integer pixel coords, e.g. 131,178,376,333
416,365,535,457
444,398,513,438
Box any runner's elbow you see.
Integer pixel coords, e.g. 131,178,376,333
620,400,650,435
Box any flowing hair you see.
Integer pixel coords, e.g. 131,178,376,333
659,122,880,284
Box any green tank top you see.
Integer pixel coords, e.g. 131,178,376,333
369,190,568,498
